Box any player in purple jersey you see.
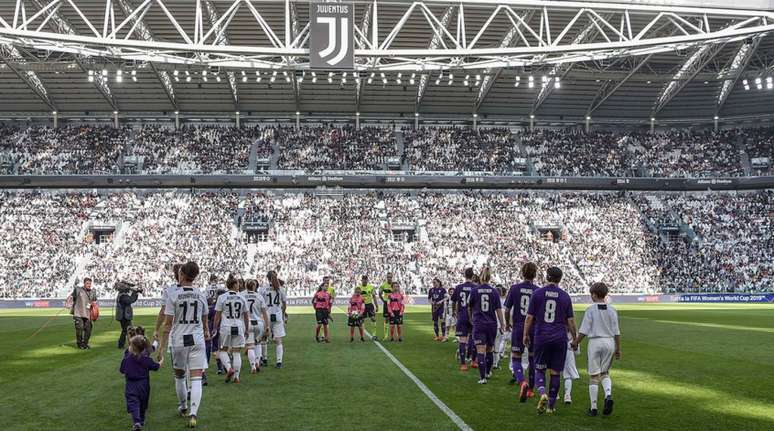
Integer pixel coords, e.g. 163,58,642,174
504,262,540,402
451,268,477,372
467,267,505,384
428,278,448,341
524,267,578,415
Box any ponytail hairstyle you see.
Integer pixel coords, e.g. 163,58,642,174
128,335,150,358
480,266,491,284
179,261,199,283
226,273,239,291
246,279,258,292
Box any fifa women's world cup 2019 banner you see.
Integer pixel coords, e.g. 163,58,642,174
678,293,774,303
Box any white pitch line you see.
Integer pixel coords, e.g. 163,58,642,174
333,306,471,429
367,332,473,431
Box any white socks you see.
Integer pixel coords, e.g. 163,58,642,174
218,351,232,370
589,384,599,409
602,376,612,397
564,378,573,396
189,377,202,416
233,352,242,378
175,376,188,406
276,344,284,363
247,348,257,367
260,342,267,360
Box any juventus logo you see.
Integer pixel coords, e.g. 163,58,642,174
310,3,354,69
316,16,350,66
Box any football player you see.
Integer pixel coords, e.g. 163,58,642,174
213,274,249,384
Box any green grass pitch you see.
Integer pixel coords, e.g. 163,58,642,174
1,303,773,430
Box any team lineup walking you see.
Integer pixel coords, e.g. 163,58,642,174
122,260,621,429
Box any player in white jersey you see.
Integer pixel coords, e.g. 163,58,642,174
160,261,209,428
213,274,250,384
153,263,181,360
572,282,621,417
242,279,270,374
264,270,288,368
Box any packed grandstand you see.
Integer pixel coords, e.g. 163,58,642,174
0,124,772,176
0,186,770,300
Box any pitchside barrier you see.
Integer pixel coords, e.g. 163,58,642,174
1,174,773,191
2,293,772,309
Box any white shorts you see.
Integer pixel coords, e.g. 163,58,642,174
219,326,246,349
170,343,207,371
563,343,580,379
587,337,615,376
246,320,266,345
269,320,286,339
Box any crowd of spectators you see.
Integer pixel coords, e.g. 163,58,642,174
274,125,398,170
404,127,517,172
1,190,769,299
0,124,772,175
11,126,129,174
0,192,97,298
128,125,260,173
642,192,772,293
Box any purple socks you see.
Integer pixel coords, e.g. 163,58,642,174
512,358,524,383
548,373,560,408
477,353,487,380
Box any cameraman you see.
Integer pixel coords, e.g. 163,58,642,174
115,282,141,349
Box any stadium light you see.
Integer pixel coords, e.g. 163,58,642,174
650,117,656,121
328,72,333,83
356,112,360,116
187,76,193,83
116,70,123,83
131,70,137,82
102,69,108,76
414,112,419,117
528,75,534,88
174,110,179,115
714,115,719,120
173,70,179,76
586,116,591,120
295,111,300,116
113,110,118,115
88,70,94,82
743,79,750,91
52,111,57,115
529,114,535,119
554,77,561,89
515,76,520,87
216,75,221,82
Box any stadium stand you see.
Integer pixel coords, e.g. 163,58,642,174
0,125,769,176
0,190,770,299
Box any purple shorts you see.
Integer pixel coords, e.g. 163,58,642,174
533,338,567,372
473,324,498,348
510,324,535,354
455,319,472,337
431,305,445,321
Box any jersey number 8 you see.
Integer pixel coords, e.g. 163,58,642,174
544,299,557,323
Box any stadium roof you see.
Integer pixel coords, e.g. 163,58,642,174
2,0,774,124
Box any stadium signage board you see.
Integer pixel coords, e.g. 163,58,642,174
310,2,354,70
